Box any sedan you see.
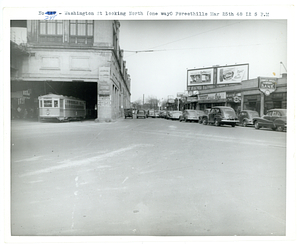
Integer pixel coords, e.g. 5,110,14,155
238,110,260,127
169,111,182,120
180,110,204,122
136,110,147,119
253,109,287,132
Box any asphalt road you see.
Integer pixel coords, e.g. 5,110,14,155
10,117,287,236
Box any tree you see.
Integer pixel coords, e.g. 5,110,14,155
131,99,142,110
146,96,160,110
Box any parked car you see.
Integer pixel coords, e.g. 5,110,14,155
253,109,287,132
166,111,173,120
202,106,239,127
136,110,147,119
197,110,208,124
180,110,203,122
148,109,155,118
124,108,133,119
169,111,182,120
159,110,167,118
153,110,160,118
238,110,260,127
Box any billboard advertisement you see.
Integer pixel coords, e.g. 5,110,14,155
217,64,249,84
187,68,214,86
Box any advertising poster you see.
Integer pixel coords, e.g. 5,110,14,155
187,68,214,86
217,64,249,84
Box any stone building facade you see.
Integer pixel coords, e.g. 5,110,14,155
11,20,131,121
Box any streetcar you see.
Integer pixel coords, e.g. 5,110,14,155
38,94,86,121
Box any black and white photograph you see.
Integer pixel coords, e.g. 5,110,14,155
1,1,298,244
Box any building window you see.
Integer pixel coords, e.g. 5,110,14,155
69,20,93,45
39,20,63,43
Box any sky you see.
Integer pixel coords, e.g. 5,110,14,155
119,20,287,102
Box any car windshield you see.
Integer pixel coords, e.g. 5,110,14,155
222,108,236,116
278,110,287,116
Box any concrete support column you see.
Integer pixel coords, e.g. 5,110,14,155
241,94,244,110
260,93,265,116
96,66,112,122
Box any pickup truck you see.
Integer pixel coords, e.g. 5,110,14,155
202,106,239,127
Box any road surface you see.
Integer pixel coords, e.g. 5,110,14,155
10,118,286,236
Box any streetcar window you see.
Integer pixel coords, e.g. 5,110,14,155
44,100,52,107
54,100,58,107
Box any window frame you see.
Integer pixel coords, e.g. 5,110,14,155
38,20,63,43
69,20,94,45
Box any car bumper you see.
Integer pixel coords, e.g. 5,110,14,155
221,119,239,123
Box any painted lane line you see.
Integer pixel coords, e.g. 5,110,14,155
122,177,129,184
19,144,154,177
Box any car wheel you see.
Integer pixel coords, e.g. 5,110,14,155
277,125,284,132
272,126,277,131
231,123,236,127
254,121,260,129
214,119,220,126
202,118,208,125
242,120,247,127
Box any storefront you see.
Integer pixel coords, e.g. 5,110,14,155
241,75,287,116
184,74,287,116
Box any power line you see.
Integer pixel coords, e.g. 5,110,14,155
124,41,286,54
123,21,242,55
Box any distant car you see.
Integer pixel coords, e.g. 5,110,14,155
169,111,182,120
180,110,203,122
166,111,173,120
153,110,160,118
124,108,133,119
159,110,167,118
238,110,260,127
148,109,155,118
202,106,239,127
253,109,287,132
136,110,147,119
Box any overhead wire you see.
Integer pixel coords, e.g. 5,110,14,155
123,21,242,55
123,20,286,56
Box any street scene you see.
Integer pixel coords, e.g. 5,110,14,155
7,15,291,240
11,118,286,236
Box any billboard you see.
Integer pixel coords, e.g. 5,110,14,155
187,68,214,86
217,64,249,84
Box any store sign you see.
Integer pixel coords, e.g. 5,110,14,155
23,89,31,97
198,92,226,101
227,92,241,103
259,77,277,96
187,97,198,102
